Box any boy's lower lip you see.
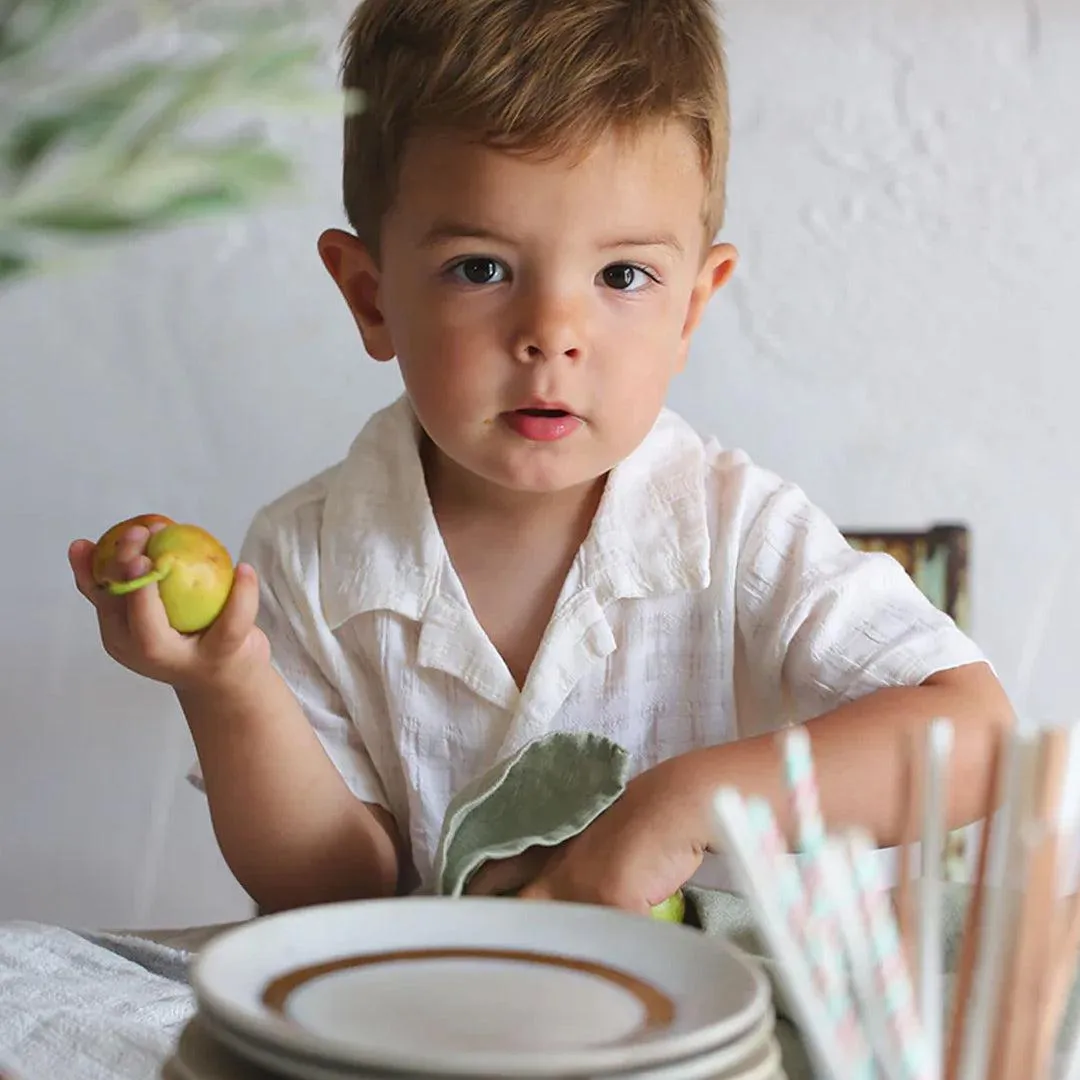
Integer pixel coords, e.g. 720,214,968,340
501,410,582,442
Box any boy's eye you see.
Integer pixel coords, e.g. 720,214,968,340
601,263,654,292
451,257,507,285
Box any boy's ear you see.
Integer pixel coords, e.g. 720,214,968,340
681,242,738,346
317,229,396,361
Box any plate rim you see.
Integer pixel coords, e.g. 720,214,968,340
190,897,770,1077
193,1007,779,1080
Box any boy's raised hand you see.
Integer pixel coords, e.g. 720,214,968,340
68,523,268,692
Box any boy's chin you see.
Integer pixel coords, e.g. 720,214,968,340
468,460,611,501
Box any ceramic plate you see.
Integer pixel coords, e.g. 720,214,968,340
166,1011,783,1080
199,1008,779,1080
191,897,770,1077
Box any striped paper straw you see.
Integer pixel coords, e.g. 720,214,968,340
746,798,876,1078
781,727,848,1006
847,829,935,1080
820,838,907,1080
783,725,827,852
713,789,854,1080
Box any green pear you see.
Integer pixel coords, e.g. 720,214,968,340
91,514,174,586
650,889,686,923
106,523,234,633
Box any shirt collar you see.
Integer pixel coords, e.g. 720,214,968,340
580,408,712,607
319,396,711,630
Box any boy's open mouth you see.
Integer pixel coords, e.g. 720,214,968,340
501,405,582,441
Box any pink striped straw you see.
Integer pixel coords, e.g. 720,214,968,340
845,829,934,1080
746,798,875,1077
781,727,848,1002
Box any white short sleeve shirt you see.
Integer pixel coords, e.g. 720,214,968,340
189,396,986,890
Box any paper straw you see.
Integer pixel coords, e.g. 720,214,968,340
956,729,1037,1080
843,829,935,1080
813,837,902,1080
781,727,850,1014
1058,983,1080,1080
917,719,953,1078
746,796,875,1077
898,726,927,956
1002,727,1068,1080
985,730,1041,1080
944,732,1003,1080
783,725,827,853
713,788,855,1080
1038,888,1080,1077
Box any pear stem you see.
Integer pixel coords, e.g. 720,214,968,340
107,567,169,596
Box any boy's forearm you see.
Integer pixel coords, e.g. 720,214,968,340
671,662,1013,850
176,667,401,912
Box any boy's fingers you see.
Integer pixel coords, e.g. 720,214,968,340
70,539,126,618
70,540,142,650
68,540,98,600
202,563,259,654
124,557,177,654
107,527,150,582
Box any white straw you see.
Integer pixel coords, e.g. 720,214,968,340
713,788,854,1080
1058,1003,1080,1080
918,719,954,1078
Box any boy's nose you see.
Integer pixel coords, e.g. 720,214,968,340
511,289,585,364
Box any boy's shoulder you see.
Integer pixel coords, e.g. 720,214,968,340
241,397,436,624
640,407,803,526
248,396,419,539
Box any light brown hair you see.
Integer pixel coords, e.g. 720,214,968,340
339,0,730,257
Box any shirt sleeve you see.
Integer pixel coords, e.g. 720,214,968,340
732,469,988,732
186,508,390,809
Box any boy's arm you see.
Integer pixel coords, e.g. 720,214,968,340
181,507,408,913
178,667,402,914
664,659,1011,848
467,662,1011,906
69,509,405,915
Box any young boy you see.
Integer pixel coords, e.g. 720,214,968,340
70,0,1011,915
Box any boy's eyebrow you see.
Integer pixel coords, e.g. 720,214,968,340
419,221,514,248
599,234,684,255
418,221,685,256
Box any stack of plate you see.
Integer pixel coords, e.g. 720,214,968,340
164,897,783,1080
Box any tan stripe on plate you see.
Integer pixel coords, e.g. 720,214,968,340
262,947,675,1033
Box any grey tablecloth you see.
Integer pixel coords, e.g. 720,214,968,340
1,888,1076,1079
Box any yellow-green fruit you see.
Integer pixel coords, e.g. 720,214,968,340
91,514,174,586
107,523,234,633
650,889,686,923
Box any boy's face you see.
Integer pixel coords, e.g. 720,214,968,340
320,123,736,500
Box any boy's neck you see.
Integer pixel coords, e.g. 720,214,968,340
420,437,607,530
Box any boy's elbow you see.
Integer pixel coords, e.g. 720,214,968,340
228,801,404,916
243,854,398,917
924,662,1015,828
924,660,1015,733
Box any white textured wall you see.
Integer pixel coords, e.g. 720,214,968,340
2,0,1078,928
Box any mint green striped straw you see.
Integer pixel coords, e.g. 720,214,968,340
780,729,874,1076
847,830,934,1080
746,799,876,1078
782,727,847,993
713,789,854,1080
